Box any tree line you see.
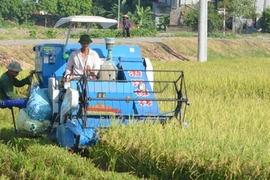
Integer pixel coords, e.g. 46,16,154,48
0,0,269,33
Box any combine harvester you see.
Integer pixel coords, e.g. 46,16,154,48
18,16,189,149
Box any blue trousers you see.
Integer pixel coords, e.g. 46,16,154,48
0,99,28,109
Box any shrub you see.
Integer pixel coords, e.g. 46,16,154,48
46,29,57,39
29,30,36,38
262,9,270,33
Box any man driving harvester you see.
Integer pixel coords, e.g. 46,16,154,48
64,34,102,81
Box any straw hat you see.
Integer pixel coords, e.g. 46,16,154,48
7,61,22,72
123,14,129,18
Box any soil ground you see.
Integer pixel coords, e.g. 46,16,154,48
0,37,270,69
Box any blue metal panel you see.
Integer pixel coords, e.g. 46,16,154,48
70,81,134,115
38,43,143,87
37,44,66,87
56,120,98,147
120,61,161,116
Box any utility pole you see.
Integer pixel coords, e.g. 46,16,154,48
117,0,120,29
264,0,268,10
223,0,226,36
197,0,208,62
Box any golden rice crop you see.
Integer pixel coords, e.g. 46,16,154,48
89,58,270,179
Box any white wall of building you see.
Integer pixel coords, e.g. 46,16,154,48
255,0,270,14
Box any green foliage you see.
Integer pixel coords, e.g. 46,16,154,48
183,5,199,31
91,2,106,16
227,0,256,18
29,30,37,38
262,9,270,33
133,5,155,29
207,3,223,32
131,27,157,37
0,0,22,22
36,0,58,15
226,0,257,33
57,0,80,16
78,0,93,15
45,29,56,39
18,1,36,24
87,29,118,38
105,3,118,19
92,0,152,15
0,14,4,26
159,14,170,25
0,143,138,179
183,3,223,32
56,0,92,16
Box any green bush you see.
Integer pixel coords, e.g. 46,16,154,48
46,29,57,39
262,9,270,33
183,4,222,32
29,30,36,38
130,27,157,37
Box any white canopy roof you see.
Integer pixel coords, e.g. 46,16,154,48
54,16,117,29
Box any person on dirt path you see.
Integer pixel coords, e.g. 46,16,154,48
64,34,101,81
0,61,35,109
122,14,131,38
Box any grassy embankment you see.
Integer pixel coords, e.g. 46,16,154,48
0,37,270,179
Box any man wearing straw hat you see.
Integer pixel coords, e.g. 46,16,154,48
122,14,131,38
0,61,35,109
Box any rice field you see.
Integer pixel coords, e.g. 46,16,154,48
88,58,270,179
1,57,270,179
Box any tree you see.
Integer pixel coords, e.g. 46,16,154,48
57,0,80,16
91,2,106,16
183,5,199,31
18,1,36,24
208,3,223,32
226,0,256,33
105,3,118,19
78,0,92,15
261,9,270,33
36,0,58,15
134,5,154,29
183,3,223,32
92,0,116,12
0,0,22,22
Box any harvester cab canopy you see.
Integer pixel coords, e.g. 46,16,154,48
24,15,189,149
53,16,118,58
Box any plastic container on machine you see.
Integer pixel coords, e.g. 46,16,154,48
17,109,50,134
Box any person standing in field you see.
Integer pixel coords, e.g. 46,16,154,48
0,61,35,109
122,14,131,38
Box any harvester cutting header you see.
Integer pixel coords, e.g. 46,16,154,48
17,16,189,149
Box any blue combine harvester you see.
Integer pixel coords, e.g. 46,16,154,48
24,16,189,149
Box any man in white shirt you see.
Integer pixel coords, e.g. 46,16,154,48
65,34,101,81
